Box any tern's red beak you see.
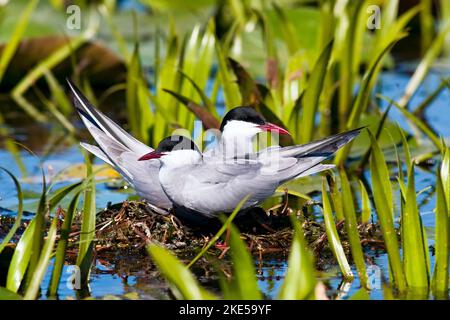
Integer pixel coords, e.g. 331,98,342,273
258,123,290,135
138,151,165,161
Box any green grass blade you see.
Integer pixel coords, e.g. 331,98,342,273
369,132,407,291
432,169,449,295
397,19,450,109
339,169,368,288
6,218,37,292
0,0,38,84
403,165,430,288
335,35,406,164
147,245,216,300
24,214,59,300
277,217,316,300
215,39,241,110
379,94,442,150
76,153,96,286
48,192,81,297
0,288,23,300
187,195,251,268
359,180,372,224
0,168,23,255
441,148,450,211
24,170,47,290
321,179,353,280
299,40,333,143
221,223,262,300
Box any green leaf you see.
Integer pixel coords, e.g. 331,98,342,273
432,168,449,294
0,168,24,255
0,0,38,84
221,223,262,300
147,245,216,300
349,287,370,300
48,192,81,297
321,179,353,280
402,165,430,288
215,38,241,110
76,153,96,286
6,218,37,293
369,132,407,291
24,214,59,300
277,217,316,300
359,180,372,224
338,169,368,288
335,34,406,164
299,40,333,143
397,19,450,108
0,287,23,300
441,148,450,212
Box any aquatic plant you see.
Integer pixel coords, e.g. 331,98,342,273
0,0,449,300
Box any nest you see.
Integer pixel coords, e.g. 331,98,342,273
63,200,385,270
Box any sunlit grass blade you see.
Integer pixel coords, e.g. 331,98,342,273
48,192,81,297
335,35,406,164
0,0,38,84
359,180,372,224
441,148,450,209
44,71,72,115
402,165,430,289
321,179,353,280
432,169,449,296
147,245,216,299
369,132,407,291
187,195,250,268
0,288,23,300
219,222,262,300
378,94,442,150
6,217,37,293
76,153,96,286
299,40,333,143
0,168,23,255
338,169,368,288
24,214,58,300
277,217,316,300
24,169,47,290
397,19,450,109
215,38,241,110
348,287,370,300
328,174,344,221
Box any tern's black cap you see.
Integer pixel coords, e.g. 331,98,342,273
156,135,200,153
219,106,266,131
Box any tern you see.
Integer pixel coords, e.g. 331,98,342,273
139,128,362,218
67,79,172,212
204,106,290,160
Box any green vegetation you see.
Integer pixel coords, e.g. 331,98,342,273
0,0,449,300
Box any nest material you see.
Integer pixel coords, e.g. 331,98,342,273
0,200,386,272
65,201,385,269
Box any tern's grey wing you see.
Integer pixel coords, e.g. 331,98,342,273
85,126,171,208
68,79,171,208
164,158,294,216
67,79,151,155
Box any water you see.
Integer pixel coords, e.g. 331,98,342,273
0,63,449,299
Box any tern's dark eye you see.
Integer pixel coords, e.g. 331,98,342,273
156,135,200,153
219,106,266,131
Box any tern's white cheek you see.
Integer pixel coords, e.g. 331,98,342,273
160,150,202,168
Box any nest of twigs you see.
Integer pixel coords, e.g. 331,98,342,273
62,200,385,270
